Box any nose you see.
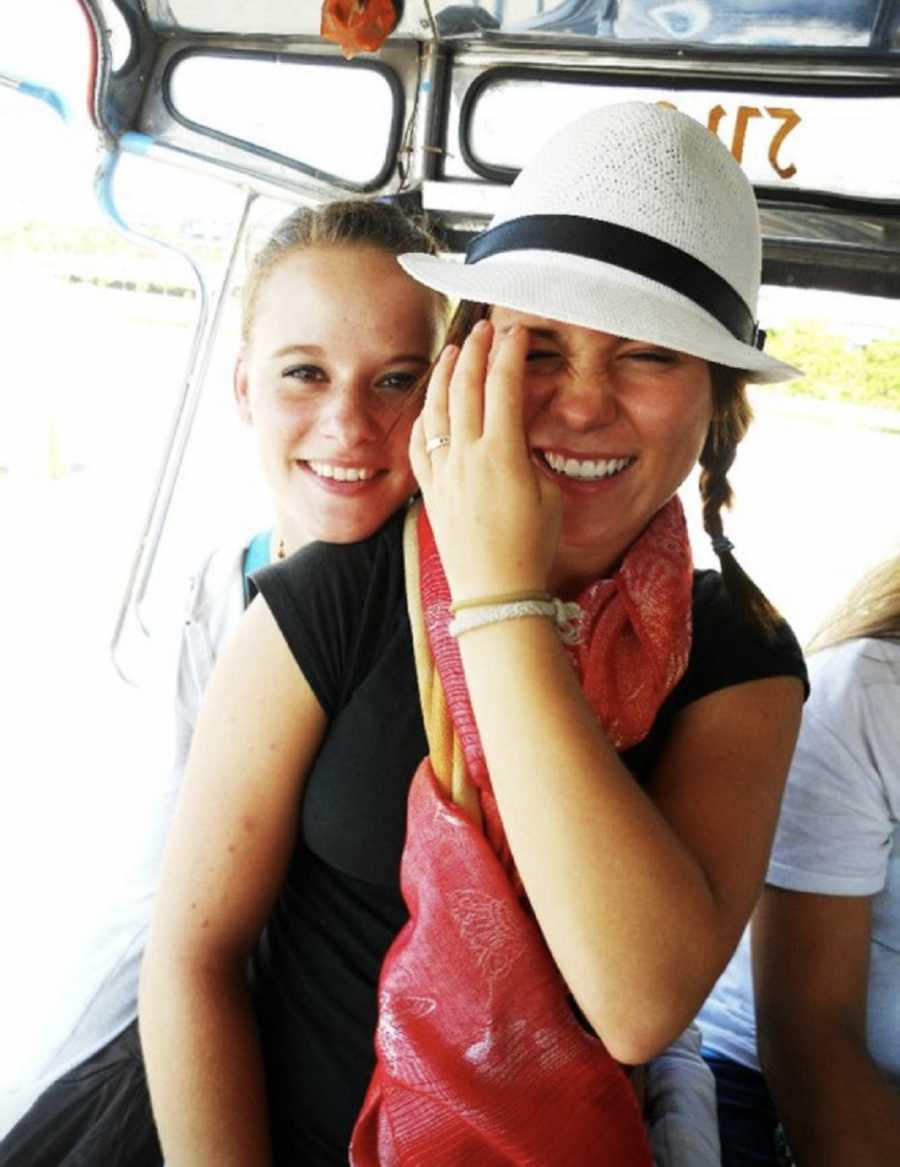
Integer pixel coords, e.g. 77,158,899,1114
321,382,381,448
545,361,619,431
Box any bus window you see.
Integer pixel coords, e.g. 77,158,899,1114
685,281,900,639
463,77,900,200
436,0,899,47
0,39,247,1122
165,52,400,189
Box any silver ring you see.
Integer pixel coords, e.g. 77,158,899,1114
426,435,451,456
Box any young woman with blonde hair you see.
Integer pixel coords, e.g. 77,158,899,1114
0,196,448,1167
700,551,900,1166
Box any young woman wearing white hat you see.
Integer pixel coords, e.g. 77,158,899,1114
140,102,807,1166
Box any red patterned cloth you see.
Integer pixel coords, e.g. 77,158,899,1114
351,498,693,1165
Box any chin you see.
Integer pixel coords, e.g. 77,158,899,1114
315,510,393,544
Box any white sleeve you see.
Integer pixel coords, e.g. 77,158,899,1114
173,546,248,775
173,574,212,777
767,642,896,897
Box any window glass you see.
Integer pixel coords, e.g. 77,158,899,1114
107,1,133,72
166,53,397,187
466,77,900,200
436,0,899,49
683,282,900,633
0,94,248,1103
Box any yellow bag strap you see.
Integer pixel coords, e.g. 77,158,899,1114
403,502,482,830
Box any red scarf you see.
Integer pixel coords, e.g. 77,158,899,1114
351,498,693,1165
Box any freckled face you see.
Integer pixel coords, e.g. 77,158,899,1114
237,246,442,544
491,307,713,577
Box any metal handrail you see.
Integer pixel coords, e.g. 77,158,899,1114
103,148,256,680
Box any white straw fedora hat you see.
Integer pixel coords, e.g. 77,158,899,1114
400,102,799,383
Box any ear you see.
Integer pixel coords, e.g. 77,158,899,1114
234,354,253,425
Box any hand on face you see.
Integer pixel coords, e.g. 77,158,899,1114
410,320,563,602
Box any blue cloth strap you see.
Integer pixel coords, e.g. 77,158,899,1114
242,530,272,607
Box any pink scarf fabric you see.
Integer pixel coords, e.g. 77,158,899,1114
351,497,693,1165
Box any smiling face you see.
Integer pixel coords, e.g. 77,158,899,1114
490,306,714,587
236,245,442,546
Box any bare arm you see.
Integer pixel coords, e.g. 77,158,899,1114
412,323,802,1063
754,888,900,1167
458,617,801,1062
139,596,327,1166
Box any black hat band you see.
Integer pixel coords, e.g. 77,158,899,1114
465,214,762,349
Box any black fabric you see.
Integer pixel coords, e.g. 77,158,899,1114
0,1021,161,1167
465,214,760,346
250,510,808,1164
704,1054,782,1167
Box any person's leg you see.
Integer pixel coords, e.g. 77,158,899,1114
705,1053,780,1167
0,1020,162,1167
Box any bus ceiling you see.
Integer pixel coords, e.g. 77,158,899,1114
79,0,900,298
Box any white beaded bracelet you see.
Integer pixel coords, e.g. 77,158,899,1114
448,597,584,644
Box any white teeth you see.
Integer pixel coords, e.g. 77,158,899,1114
307,461,375,482
543,452,633,480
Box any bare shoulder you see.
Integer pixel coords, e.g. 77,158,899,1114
647,676,804,942
198,591,315,721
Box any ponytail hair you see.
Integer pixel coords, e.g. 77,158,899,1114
241,198,449,344
699,365,783,636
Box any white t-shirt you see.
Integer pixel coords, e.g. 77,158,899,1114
698,637,900,1081
0,540,253,1138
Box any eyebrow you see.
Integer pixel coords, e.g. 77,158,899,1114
385,353,432,364
524,327,565,342
272,344,430,363
273,344,325,359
